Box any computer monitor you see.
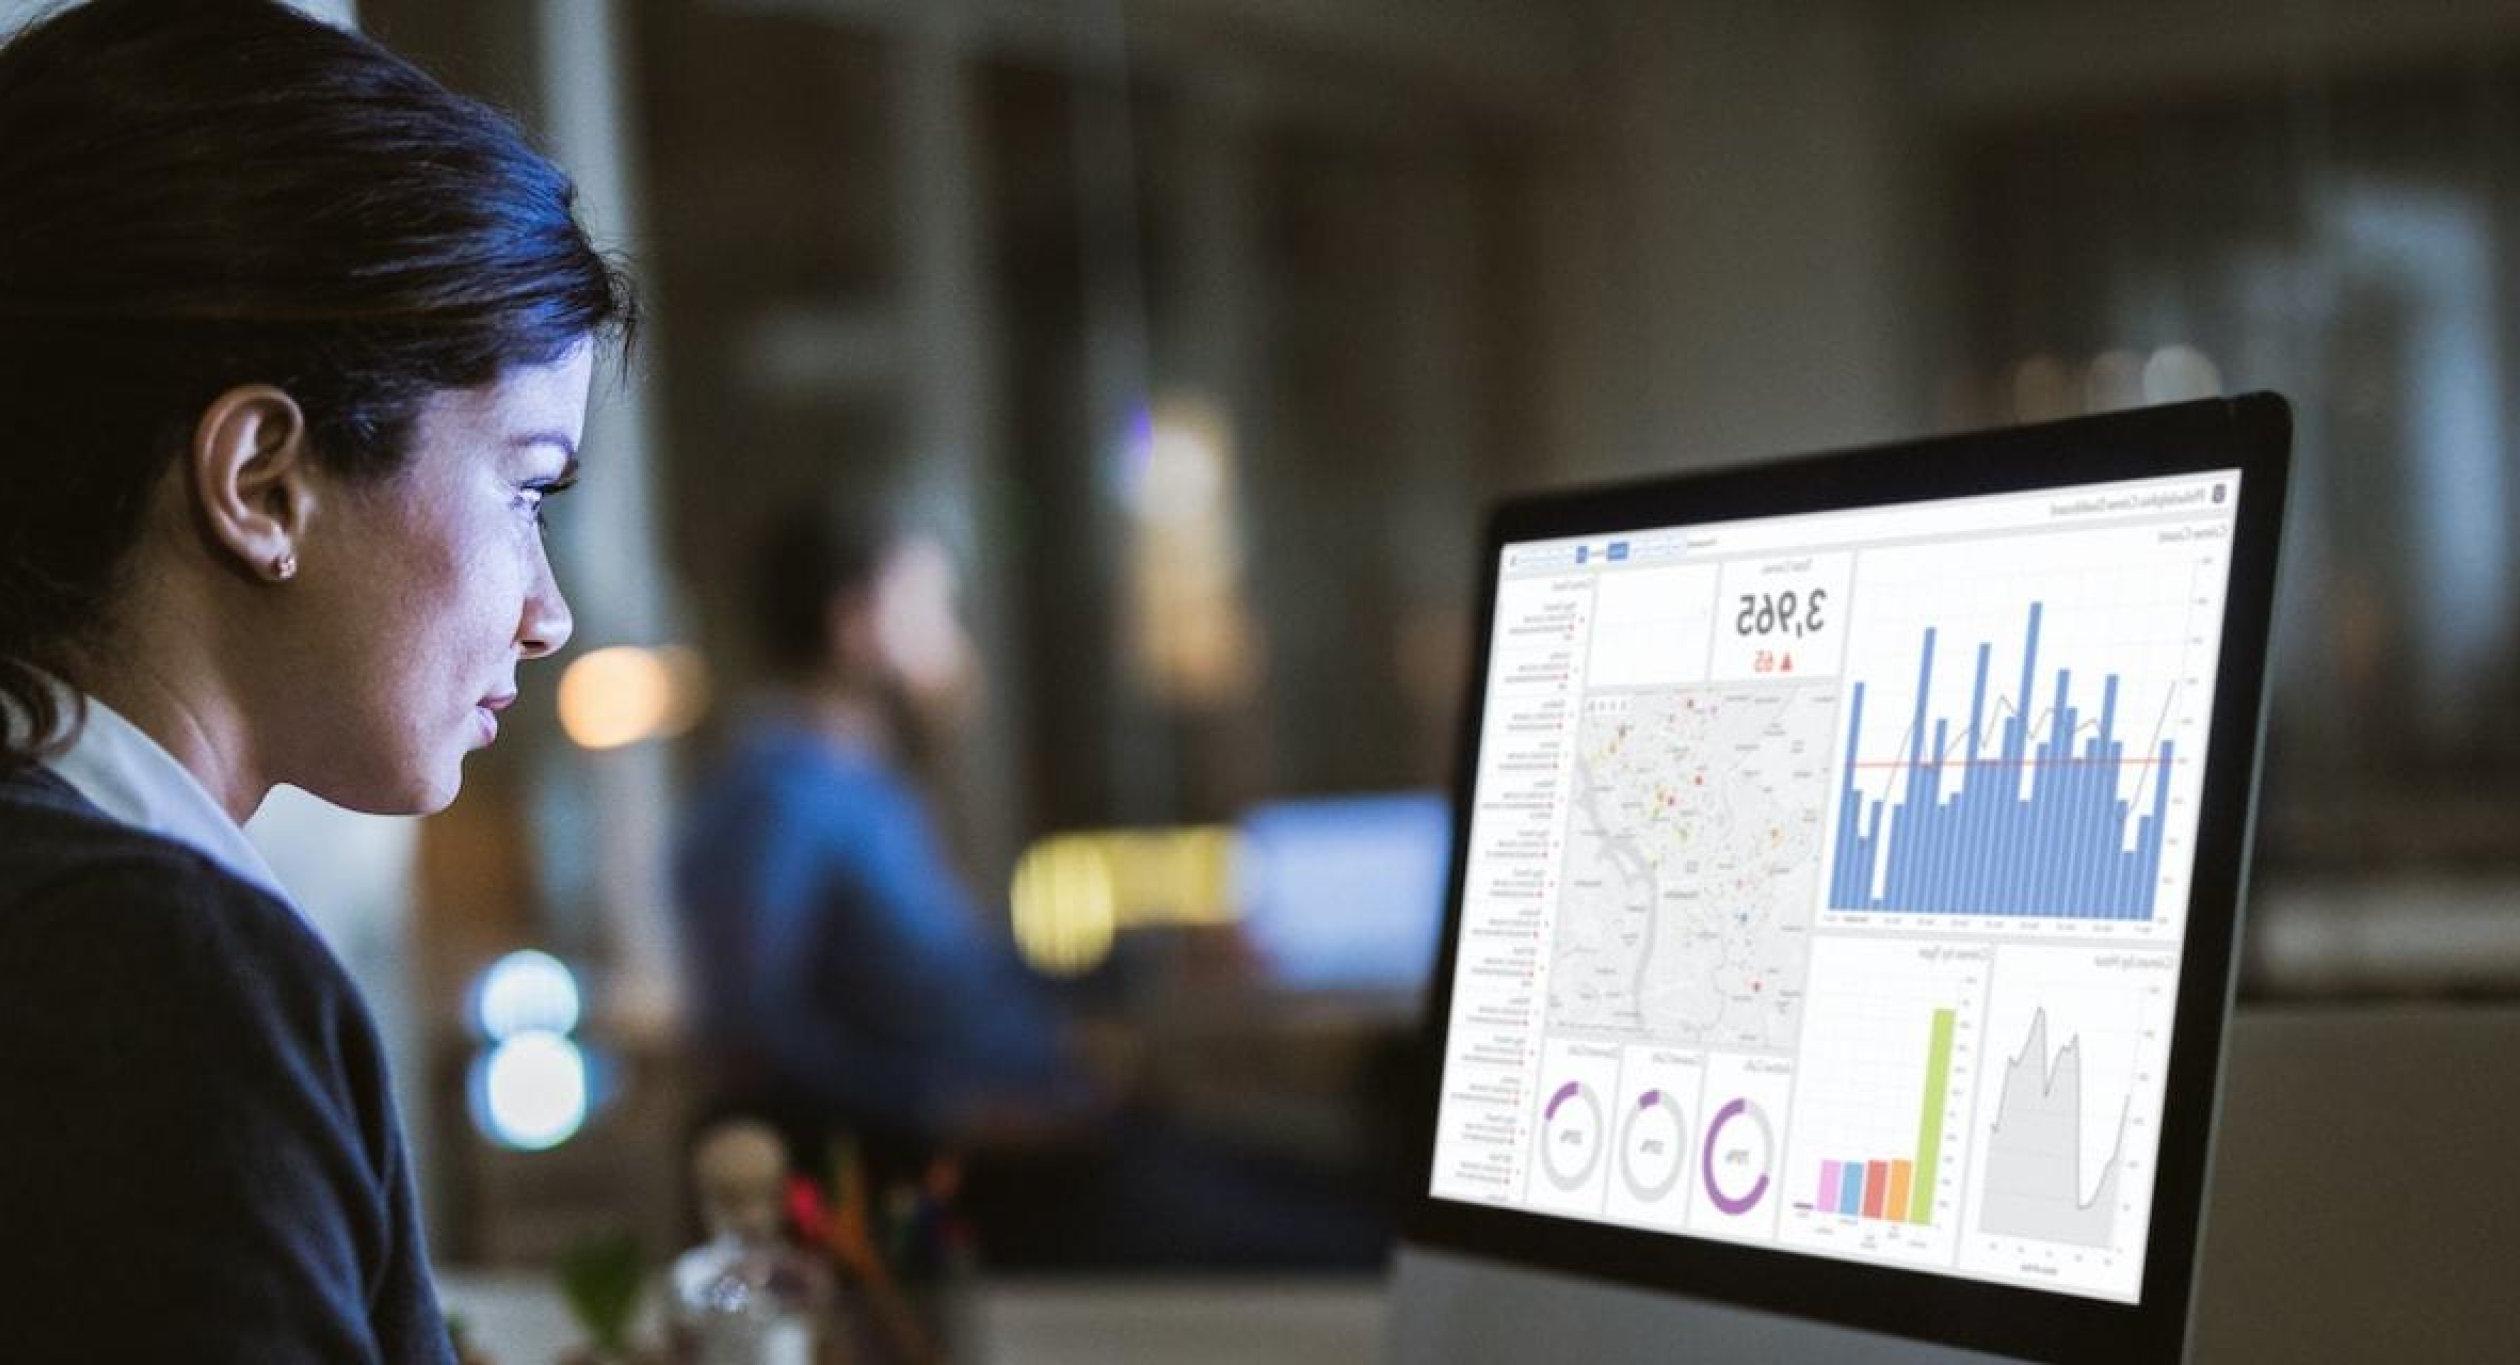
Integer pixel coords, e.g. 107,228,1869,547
1235,792,1451,1000
1397,397,2290,1363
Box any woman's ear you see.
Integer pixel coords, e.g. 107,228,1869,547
189,384,317,582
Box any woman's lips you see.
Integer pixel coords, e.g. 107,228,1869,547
476,692,516,745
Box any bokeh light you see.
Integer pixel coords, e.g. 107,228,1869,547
557,644,710,750
470,1030,590,1152
472,949,582,1041
1010,825,1238,976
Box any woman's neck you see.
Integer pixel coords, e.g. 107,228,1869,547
787,677,893,761
58,643,265,824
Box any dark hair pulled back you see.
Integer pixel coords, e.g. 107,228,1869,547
751,504,897,679
0,0,636,764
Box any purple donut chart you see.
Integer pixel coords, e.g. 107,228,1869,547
1701,1097,1775,1217
1541,1080,1606,1191
1616,1088,1688,1202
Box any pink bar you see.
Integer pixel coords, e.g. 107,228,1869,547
1820,1159,1842,1209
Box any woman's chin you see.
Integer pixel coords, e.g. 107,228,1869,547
410,760,467,815
305,763,464,818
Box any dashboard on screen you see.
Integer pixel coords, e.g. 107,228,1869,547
1426,469,2241,1305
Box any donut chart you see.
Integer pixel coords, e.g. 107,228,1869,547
1541,1080,1605,1191
1702,1097,1775,1216
1618,1089,1688,1201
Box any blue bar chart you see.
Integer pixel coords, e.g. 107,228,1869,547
1828,603,2171,920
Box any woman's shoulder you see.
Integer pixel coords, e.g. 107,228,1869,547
0,772,423,1361
0,764,395,1168
0,764,350,1005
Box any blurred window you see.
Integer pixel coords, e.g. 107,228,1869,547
1953,60,2520,875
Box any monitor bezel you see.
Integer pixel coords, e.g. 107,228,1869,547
1401,395,2291,1364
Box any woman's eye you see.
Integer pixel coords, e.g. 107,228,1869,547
515,470,576,530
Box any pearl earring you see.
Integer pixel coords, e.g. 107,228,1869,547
270,552,298,582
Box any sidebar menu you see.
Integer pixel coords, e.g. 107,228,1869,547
1428,570,1595,1202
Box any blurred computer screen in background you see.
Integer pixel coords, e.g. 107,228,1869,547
1237,792,1452,998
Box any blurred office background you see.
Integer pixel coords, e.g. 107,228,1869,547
14,0,2516,1356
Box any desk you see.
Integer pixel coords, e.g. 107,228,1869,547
447,1003,2520,1363
437,1272,1387,1365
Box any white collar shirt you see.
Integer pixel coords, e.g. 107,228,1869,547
39,688,294,906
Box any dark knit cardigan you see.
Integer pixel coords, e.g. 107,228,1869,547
0,763,452,1363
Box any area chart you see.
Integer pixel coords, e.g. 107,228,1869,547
1976,1008,2127,1249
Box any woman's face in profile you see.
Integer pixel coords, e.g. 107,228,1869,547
281,341,593,815
871,535,973,705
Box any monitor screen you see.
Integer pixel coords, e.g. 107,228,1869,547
1427,467,2242,1306
1236,791,1451,997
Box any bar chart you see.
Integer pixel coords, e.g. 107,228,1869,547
1812,1007,1954,1226
1779,938,1983,1265
1828,602,2173,920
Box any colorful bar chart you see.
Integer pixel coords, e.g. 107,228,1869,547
1813,1008,1955,1225
1829,603,2171,919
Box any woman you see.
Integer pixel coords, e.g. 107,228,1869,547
0,1,631,1358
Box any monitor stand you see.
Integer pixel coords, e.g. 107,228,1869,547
1391,1245,2019,1363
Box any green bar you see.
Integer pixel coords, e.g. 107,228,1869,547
1909,1008,1955,1224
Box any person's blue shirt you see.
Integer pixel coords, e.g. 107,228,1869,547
675,714,1082,1142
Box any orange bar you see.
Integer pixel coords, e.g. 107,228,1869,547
1862,1160,1890,1218
1887,1160,1914,1223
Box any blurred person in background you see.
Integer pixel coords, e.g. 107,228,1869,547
675,508,1098,1168
676,506,1391,1269
0,0,631,1359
